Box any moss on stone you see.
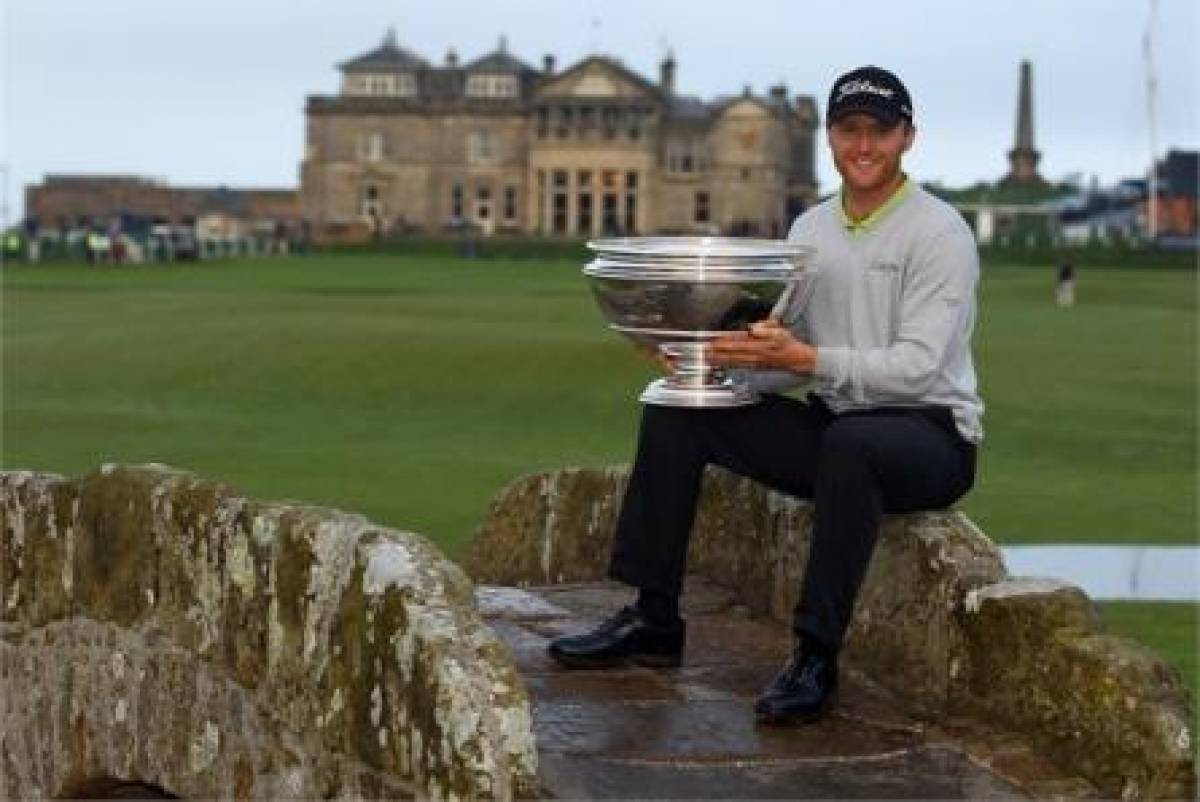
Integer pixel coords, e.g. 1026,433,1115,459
25,480,76,627
331,555,390,773
74,469,158,627
0,474,77,627
221,502,273,691
273,510,316,667
462,473,552,584
959,580,1194,799
3,464,537,801
467,465,1194,800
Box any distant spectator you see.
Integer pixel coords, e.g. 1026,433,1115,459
3,231,22,262
23,218,40,263
274,220,289,255
458,222,479,259
1056,260,1076,307
107,220,123,265
123,236,145,263
85,231,108,265
299,220,313,254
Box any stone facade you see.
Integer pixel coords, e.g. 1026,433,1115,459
462,465,1196,800
0,465,536,801
302,32,818,240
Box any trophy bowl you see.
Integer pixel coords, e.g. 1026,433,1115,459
584,236,813,407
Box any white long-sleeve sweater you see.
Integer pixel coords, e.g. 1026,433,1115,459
743,182,984,443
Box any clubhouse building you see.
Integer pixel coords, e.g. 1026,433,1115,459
300,31,819,239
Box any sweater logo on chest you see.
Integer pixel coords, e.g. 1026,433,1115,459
867,261,901,275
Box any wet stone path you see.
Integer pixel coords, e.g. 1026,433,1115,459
476,579,1098,800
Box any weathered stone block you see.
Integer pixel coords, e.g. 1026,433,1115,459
1,464,536,801
1,471,78,627
464,465,1005,712
462,466,629,586
960,578,1194,801
462,465,1196,800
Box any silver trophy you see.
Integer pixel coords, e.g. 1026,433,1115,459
584,236,814,408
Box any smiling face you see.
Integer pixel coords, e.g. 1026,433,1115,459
828,112,915,207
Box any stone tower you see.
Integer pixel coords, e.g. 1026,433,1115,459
1002,60,1043,185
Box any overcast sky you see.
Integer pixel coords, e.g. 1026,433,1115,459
2,0,1197,221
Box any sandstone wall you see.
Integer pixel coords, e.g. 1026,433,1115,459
462,466,1195,800
0,465,536,801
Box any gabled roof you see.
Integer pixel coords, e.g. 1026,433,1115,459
536,55,662,100
338,29,428,73
465,37,535,74
709,91,776,117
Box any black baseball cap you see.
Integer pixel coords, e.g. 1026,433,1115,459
826,66,913,127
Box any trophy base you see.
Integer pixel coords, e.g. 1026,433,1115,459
639,377,761,408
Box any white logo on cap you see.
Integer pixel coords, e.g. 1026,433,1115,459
836,79,895,102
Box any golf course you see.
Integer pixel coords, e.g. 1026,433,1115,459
2,249,1195,693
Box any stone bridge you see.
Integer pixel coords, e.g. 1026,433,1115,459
1,466,535,800
1,465,1194,800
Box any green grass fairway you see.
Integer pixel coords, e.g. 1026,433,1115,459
3,255,650,555
968,262,1197,546
3,253,1195,692
4,254,1193,551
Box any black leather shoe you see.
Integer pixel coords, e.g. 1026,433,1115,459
548,606,685,669
754,648,839,725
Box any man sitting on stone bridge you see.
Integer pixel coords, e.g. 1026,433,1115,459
549,66,984,727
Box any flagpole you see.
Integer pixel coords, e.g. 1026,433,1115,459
1144,0,1160,241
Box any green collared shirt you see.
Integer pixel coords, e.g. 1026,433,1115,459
838,176,912,235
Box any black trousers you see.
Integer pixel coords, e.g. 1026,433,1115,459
608,394,977,650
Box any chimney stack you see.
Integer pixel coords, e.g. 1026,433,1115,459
543,54,556,76
660,52,675,95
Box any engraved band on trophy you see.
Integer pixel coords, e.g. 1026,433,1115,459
584,237,815,408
